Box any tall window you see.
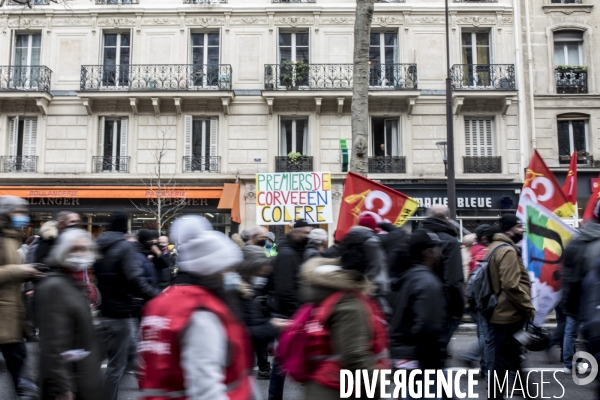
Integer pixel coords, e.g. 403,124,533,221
8,117,37,157
461,32,491,87
278,32,309,88
558,116,588,164
103,33,130,87
191,32,220,87
554,31,583,66
280,118,308,156
372,118,400,157
98,117,128,171
465,118,493,157
369,32,397,87
184,116,218,172
14,33,41,88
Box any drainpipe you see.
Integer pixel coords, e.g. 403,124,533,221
524,0,537,151
513,0,527,182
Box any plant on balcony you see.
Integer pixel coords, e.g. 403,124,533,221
279,60,310,90
287,151,303,163
556,65,588,72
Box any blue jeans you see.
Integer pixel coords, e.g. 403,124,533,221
97,317,136,400
459,312,492,375
564,316,579,369
267,357,286,400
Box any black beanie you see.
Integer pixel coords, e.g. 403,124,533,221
138,229,159,244
500,214,521,232
108,212,128,233
294,219,310,228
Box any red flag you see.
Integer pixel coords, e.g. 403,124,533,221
335,172,418,242
518,149,575,219
583,176,600,222
561,151,578,207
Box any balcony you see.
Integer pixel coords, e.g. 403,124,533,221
551,0,582,3
453,0,498,2
275,156,313,172
80,64,232,91
8,0,48,4
184,0,226,3
93,156,130,173
374,0,405,2
0,66,52,92
183,156,220,173
271,0,316,2
0,156,37,173
450,65,515,91
95,0,138,3
559,154,593,166
463,156,502,173
368,156,406,174
264,63,417,90
556,67,587,94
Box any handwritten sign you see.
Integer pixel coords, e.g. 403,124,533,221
256,172,332,225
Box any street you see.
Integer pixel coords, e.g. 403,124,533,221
0,329,596,400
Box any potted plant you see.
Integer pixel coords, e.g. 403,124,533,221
287,151,302,163
577,150,591,160
279,60,310,90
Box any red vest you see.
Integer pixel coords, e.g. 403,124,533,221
138,285,252,400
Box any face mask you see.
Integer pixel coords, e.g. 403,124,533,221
11,215,30,229
256,239,267,247
251,276,268,289
265,243,273,251
511,232,524,244
64,254,95,271
223,272,242,290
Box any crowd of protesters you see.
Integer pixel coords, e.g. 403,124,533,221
2,192,600,400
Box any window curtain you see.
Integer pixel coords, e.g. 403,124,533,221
302,121,309,155
280,119,287,155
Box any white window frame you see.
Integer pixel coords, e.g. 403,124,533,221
464,117,494,157
279,117,309,156
554,37,583,66
98,117,128,172
370,117,401,157
369,32,398,88
183,115,218,172
12,33,42,90
101,32,131,88
461,31,493,89
190,31,221,89
558,118,589,155
8,117,37,157
277,31,310,90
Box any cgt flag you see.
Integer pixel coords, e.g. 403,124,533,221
522,197,577,326
518,149,575,220
334,172,418,242
561,151,578,209
583,176,600,222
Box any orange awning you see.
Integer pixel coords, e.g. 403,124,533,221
217,183,241,223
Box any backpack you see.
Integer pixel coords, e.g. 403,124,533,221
581,265,600,353
275,290,389,385
466,244,509,320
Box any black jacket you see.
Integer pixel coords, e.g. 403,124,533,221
303,244,324,261
388,265,446,369
137,243,170,290
239,284,278,342
273,237,306,317
323,245,341,259
94,231,160,318
421,217,465,319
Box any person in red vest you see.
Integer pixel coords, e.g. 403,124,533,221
138,215,257,400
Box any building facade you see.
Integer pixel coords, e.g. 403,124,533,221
0,0,525,236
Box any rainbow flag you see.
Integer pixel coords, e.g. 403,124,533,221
521,197,577,326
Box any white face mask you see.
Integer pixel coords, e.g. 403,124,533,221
251,276,268,289
223,272,242,290
64,254,95,272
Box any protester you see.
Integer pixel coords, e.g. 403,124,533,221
33,211,81,263
17,236,36,264
0,196,44,397
323,231,341,259
303,228,328,261
35,229,103,400
94,212,160,400
247,226,270,247
487,214,535,400
138,215,257,399
581,253,600,399
137,229,170,290
421,204,465,347
378,221,410,279
461,234,475,287
469,224,494,273
265,231,278,257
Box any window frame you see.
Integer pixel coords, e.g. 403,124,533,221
557,117,589,157
278,30,310,64
279,117,309,156
553,32,584,66
461,30,492,66
464,117,495,157
370,116,401,157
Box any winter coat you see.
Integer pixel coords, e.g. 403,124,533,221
303,244,324,261
421,217,465,320
94,231,160,318
298,257,378,400
0,227,29,345
238,281,278,342
562,220,600,318
388,264,446,369
487,233,535,324
323,245,341,259
35,270,103,400
469,243,487,273
379,223,410,279
272,237,307,317
32,220,59,264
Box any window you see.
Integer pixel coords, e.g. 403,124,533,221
558,116,588,164
369,32,397,87
184,116,218,172
191,32,220,87
280,118,308,155
103,33,130,87
465,118,493,157
98,117,128,172
461,31,491,87
551,0,582,4
13,33,41,88
278,32,309,63
8,117,37,158
554,31,583,66
371,118,400,157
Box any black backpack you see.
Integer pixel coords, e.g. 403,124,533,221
466,244,509,320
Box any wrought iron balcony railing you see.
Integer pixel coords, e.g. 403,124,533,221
453,0,498,2
368,156,406,174
556,67,588,94
9,0,48,4
551,0,582,3
275,156,313,172
463,156,502,173
374,0,406,2
450,64,515,90
272,0,316,3
183,156,220,173
0,66,52,91
559,154,593,166
184,0,226,3
264,64,417,90
81,64,232,91
0,156,37,173
93,156,129,173
95,0,138,3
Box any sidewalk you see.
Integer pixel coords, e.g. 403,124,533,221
457,322,557,334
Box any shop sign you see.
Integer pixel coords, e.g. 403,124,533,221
256,171,332,225
413,197,493,209
27,197,81,205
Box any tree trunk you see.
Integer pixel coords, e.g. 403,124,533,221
350,0,374,175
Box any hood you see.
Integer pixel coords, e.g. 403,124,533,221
96,231,126,251
491,233,517,247
299,257,372,295
580,220,600,242
40,220,59,241
421,217,458,237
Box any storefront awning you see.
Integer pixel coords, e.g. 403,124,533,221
217,183,241,223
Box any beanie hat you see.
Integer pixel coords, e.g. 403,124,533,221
267,232,276,242
238,245,269,278
108,212,128,233
409,229,441,255
169,215,212,245
138,229,159,244
339,229,373,274
500,214,522,232
294,219,310,228
0,195,27,216
358,214,378,231
474,224,494,241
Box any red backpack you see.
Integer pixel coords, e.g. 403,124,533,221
275,290,390,389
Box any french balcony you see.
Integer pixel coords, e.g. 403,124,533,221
551,0,582,3
95,0,138,3
271,0,316,3
93,156,130,173
463,156,502,174
264,63,417,90
184,0,226,3
450,64,515,91
0,66,52,92
80,64,232,91
559,154,593,166
368,156,406,174
453,0,498,2
555,67,588,94
182,156,220,173
8,0,48,4
275,156,313,172
0,156,37,173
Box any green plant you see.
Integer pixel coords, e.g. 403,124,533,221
578,150,590,157
287,151,302,163
556,65,588,71
279,60,310,89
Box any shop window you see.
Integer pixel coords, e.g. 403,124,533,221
371,117,400,157
557,115,589,165
280,118,308,156
97,117,128,172
183,116,218,172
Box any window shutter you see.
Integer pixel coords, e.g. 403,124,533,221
485,119,493,156
8,117,19,156
98,117,105,156
119,118,128,158
210,117,218,157
184,115,193,158
23,119,37,157
465,118,472,157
